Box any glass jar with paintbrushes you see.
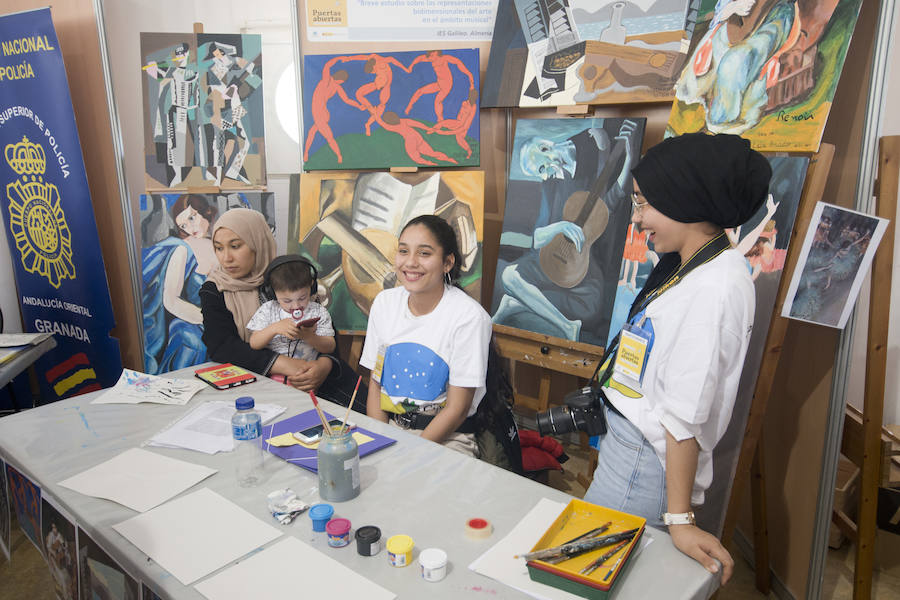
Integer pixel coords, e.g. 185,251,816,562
312,378,363,502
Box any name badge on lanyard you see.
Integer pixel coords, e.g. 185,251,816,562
613,315,654,385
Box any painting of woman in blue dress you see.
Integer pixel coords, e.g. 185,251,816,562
141,194,218,374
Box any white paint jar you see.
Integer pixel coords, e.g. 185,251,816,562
419,547,448,582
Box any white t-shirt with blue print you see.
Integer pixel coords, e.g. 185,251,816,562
360,286,492,417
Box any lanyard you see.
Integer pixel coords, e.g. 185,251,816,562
593,231,732,385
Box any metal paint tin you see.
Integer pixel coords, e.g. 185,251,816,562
355,525,382,556
419,547,448,582
326,518,351,547
386,534,414,567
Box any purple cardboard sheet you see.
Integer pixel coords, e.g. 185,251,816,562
263,409,395,473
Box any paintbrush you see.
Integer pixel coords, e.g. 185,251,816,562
308,390,333,435
338,376,362,435
516,528,639,562
601,545,630,582
580,539,631,576
544,522,612,564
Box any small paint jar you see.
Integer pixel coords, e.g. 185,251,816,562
386,534,414,567
355,525,382,556
309,503,334,532
419,548,448,582
326,518,351,547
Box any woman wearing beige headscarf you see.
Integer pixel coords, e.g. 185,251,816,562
200,208,333,390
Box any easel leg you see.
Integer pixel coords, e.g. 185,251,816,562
751,440,771,593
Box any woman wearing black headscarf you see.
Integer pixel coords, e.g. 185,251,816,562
584,133,772,584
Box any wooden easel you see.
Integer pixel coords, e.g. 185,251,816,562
719,144,834,592
827,135,898,600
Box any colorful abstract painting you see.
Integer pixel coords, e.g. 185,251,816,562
6,463,41,553
78,528,139,600
140,192,275,374
490,117,646,348
140,32,266,189
42,496,78,600
667,0,863,151
302,49,480,170
288,171,485,332
482,0,701,107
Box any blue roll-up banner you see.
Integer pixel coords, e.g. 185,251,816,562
0,8,121,400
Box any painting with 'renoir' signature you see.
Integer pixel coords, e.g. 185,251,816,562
666,0,863,151
288,172,484,332
302,49,480,170
482,0,702,107
490,117,646,348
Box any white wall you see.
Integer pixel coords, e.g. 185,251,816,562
847,4,900,425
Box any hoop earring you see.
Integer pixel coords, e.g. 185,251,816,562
444,271,452,285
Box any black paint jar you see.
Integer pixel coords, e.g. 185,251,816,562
355,525,382,556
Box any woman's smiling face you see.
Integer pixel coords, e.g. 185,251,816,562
395,223,453,296
213,227,256,279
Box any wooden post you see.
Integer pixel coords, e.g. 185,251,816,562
853,135,899,600
720,145,835,553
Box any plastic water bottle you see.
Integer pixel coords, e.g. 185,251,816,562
232,396,263,487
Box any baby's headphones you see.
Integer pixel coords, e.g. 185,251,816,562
262,255,318,300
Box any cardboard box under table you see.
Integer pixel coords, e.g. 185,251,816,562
526,499,646,599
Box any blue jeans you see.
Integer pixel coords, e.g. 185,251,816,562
584,406,667,529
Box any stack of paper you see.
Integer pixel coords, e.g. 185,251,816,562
148,401,285,454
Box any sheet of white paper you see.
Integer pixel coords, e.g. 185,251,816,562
147,401,285,454
469,498,587,600
58,447,217,512
92,369,208,406
113,488,282,585
0,332,52,347
469,499,655,600
194,536,396,600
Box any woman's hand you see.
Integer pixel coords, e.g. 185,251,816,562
286,356,333,391
668,524,734,584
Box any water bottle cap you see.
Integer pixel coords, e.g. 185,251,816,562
235,396,255,410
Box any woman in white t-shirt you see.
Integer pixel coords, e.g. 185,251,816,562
360,215,492,456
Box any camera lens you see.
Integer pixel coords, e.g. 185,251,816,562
536,405,582,437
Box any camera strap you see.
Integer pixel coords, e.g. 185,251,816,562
591,232,732,387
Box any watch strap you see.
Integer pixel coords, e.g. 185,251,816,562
662,511,696,526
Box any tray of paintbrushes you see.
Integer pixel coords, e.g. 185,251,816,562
521,499,645,598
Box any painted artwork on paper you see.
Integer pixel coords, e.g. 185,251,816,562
667,0,863,151
78,527,139,600
6,463,41,553
288,171,484,332
490,117,645,348
302,49,480,170
140,192,275,374
140,32,266,189
42,496,79,600
783,202,887,329
482,0,703,107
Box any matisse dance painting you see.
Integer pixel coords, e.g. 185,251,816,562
482,0,702,107
490,117,645,348
140,32,266,189
288,171,484,332
667,0,863,151
302,49,480,170
140,192,275,374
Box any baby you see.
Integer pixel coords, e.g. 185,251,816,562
247,255,336,361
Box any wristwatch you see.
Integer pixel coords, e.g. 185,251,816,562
662,511,696,526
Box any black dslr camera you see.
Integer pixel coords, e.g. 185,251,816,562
535,385,607,437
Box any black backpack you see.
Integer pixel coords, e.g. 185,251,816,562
475,341,524,475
